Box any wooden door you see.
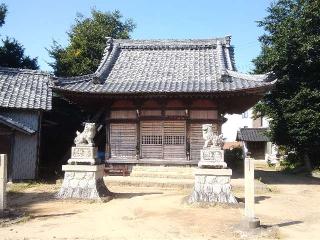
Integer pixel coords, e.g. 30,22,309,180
190,123,203,161
140,121,163,159
110,123,137,159
163,121,186,159
140,121,186,160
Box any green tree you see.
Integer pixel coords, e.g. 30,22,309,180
0,4,38,69
253,0,320,170
48,9,135,77
0,3,7,27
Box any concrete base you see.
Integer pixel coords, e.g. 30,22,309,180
241,217,261,229
188,168,237,204
56,164,112,201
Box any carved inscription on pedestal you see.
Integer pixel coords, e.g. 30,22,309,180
199,148,226,168
68,146,97,165
71,147,96,159
202,149,223,162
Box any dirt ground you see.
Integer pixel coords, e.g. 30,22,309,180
1,166,320,240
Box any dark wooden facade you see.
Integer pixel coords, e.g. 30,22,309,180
104,98,221,165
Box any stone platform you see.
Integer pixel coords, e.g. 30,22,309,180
56,164,112,201
188,168,237,204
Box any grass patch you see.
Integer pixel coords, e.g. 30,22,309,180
7,181,58,194
7,182,39,193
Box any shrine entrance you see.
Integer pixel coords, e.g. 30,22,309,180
140,121,186,160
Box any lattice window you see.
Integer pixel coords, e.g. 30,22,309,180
164,135,185,145
141,135,163,145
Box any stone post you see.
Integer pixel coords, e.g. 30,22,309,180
243,153,260,228
0,154,7,214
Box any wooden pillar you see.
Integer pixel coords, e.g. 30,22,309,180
105,110,111,160
186,109,190,160
136,109,141,159
0,154,7,214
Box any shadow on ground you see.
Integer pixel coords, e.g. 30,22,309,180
255,170,320,185
236,195,271,204
113,192,163,199
262,220,303,228
232,168,320,185
30,212,78,219
8,188,163,211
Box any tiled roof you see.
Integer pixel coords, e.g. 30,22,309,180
0,114,36,134
236,128,269,142
54,37,275,95
0,67,52,110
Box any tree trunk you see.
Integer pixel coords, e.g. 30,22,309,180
303,152,313,172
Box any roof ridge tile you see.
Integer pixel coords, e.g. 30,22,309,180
0,66,51,76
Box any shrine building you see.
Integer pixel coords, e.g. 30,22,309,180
53,36,275,166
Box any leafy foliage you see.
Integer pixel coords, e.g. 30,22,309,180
0,3,7,27
0,4,38,69
253,0,320,169
0,38,38,69
48,9,135,77
225,147,244,170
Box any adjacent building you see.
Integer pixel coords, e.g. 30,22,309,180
222,108,277,161
0,67,52,180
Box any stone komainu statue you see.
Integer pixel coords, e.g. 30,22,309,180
74,122,96,146
202,124,224,149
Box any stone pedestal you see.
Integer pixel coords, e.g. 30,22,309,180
188,168,237,204
198,148,227,168
56,164,112,201
68,146,98,165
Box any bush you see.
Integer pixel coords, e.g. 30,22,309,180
280,151,304,172
224,147,244,170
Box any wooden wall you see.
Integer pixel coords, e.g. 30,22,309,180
110,123,137,158
106,98,222,162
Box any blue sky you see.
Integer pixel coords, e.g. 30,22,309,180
1,0,273,73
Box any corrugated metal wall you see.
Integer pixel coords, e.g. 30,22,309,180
12,132,38,179
0,110,39,180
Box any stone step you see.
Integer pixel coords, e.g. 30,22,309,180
131,165,195,173
104,176,194,189
130,171,194,179
104,176,269,193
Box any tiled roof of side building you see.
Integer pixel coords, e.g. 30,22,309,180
0,114,36,134
236,128,270,142
0,67,53,110
53,36,276,94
